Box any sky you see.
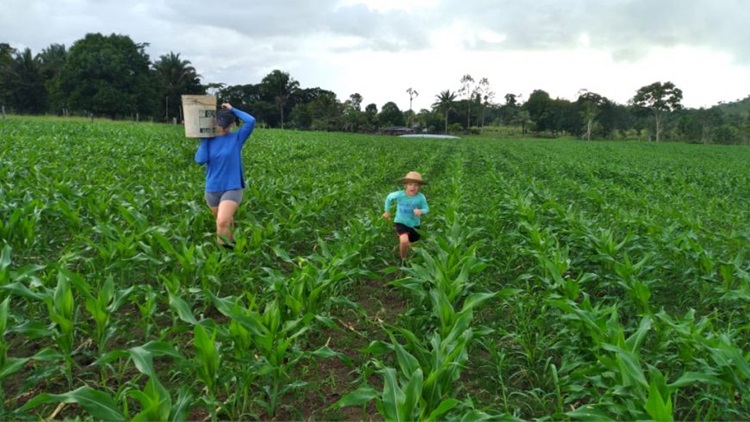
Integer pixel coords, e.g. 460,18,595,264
2,0,750,112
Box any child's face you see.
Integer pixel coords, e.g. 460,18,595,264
404,182,420,196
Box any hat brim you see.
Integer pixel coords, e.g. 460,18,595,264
400,178,427,185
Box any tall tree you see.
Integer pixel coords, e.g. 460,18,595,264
476,77,494,130
153,52,204,121
58,33,159,119
36,43,68,113
0,43,16,109
288,87,340,130
219,84,262,110
500,93,520,125
260,70,299,129
511,109,532,135
6,48,47,114
432,90,457,134
406,87,418,125
576,90,607,141
343,93,365,132
348,93,363,111
523,89,553,132
458,74,475,128
598,101,632,139
632,81,683,142
364,103,379,130
379,102,405,127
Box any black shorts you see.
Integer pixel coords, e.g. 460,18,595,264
395,223,421,242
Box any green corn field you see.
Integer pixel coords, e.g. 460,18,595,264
1,116,749,421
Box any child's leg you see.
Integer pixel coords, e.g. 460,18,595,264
398,233,411,259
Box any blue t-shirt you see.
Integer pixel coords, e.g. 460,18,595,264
195,108,256,192
384,190,429,228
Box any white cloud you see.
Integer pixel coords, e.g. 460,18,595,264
336,0,439,13
1,0,749,111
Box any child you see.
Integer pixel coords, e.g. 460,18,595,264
383,171,429,261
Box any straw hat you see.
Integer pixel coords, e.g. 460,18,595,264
400,171,427,185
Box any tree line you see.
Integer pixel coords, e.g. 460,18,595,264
1,33,749,144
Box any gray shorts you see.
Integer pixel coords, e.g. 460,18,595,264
205,189,243,208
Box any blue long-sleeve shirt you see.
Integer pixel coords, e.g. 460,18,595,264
384,190,429,228
195,108,256,192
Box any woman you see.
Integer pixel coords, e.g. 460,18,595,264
195,102,256,248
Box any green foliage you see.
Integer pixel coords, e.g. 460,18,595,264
632,81,684,142
379,101,406,127
0,117,748,420
58,33,159,118
153,52,204,121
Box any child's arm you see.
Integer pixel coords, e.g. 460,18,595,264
421,195,429,214
383,191,398,219
414,194,429,216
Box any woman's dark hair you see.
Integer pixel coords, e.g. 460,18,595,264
216,109,235,128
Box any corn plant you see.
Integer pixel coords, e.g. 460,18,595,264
135,283,159,339
0,296,16,416
193,322,221,419
0,244,44,291
210,289,351,419
42,270,77,387
396,218,486,306
334,323,494,420
3,118,750,419
70,275,134,356
210,292,313,418
19,340,190,421
268,237,370,319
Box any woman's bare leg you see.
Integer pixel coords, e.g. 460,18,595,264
215,200,239,245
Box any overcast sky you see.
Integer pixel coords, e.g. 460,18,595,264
2,0,749,111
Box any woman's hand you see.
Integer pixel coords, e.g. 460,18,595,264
382,211,391,220
413,209,422,216
221,102,233,110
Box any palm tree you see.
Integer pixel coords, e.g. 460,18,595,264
36,44,67,79
36,43,68,113
406,87,418,126
0,43,16,107
261,70,300,129
432,90,457,134
7,48,47,114
153,52,203,120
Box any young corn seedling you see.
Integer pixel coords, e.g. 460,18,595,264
193,322,221,420
0,296,21,417
19,340,191,421
70,275,134,357
398,223,487,306
267,239,366,323
334,323,480,421
135,283,159,339
42,269,77,388
210,292,313,418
